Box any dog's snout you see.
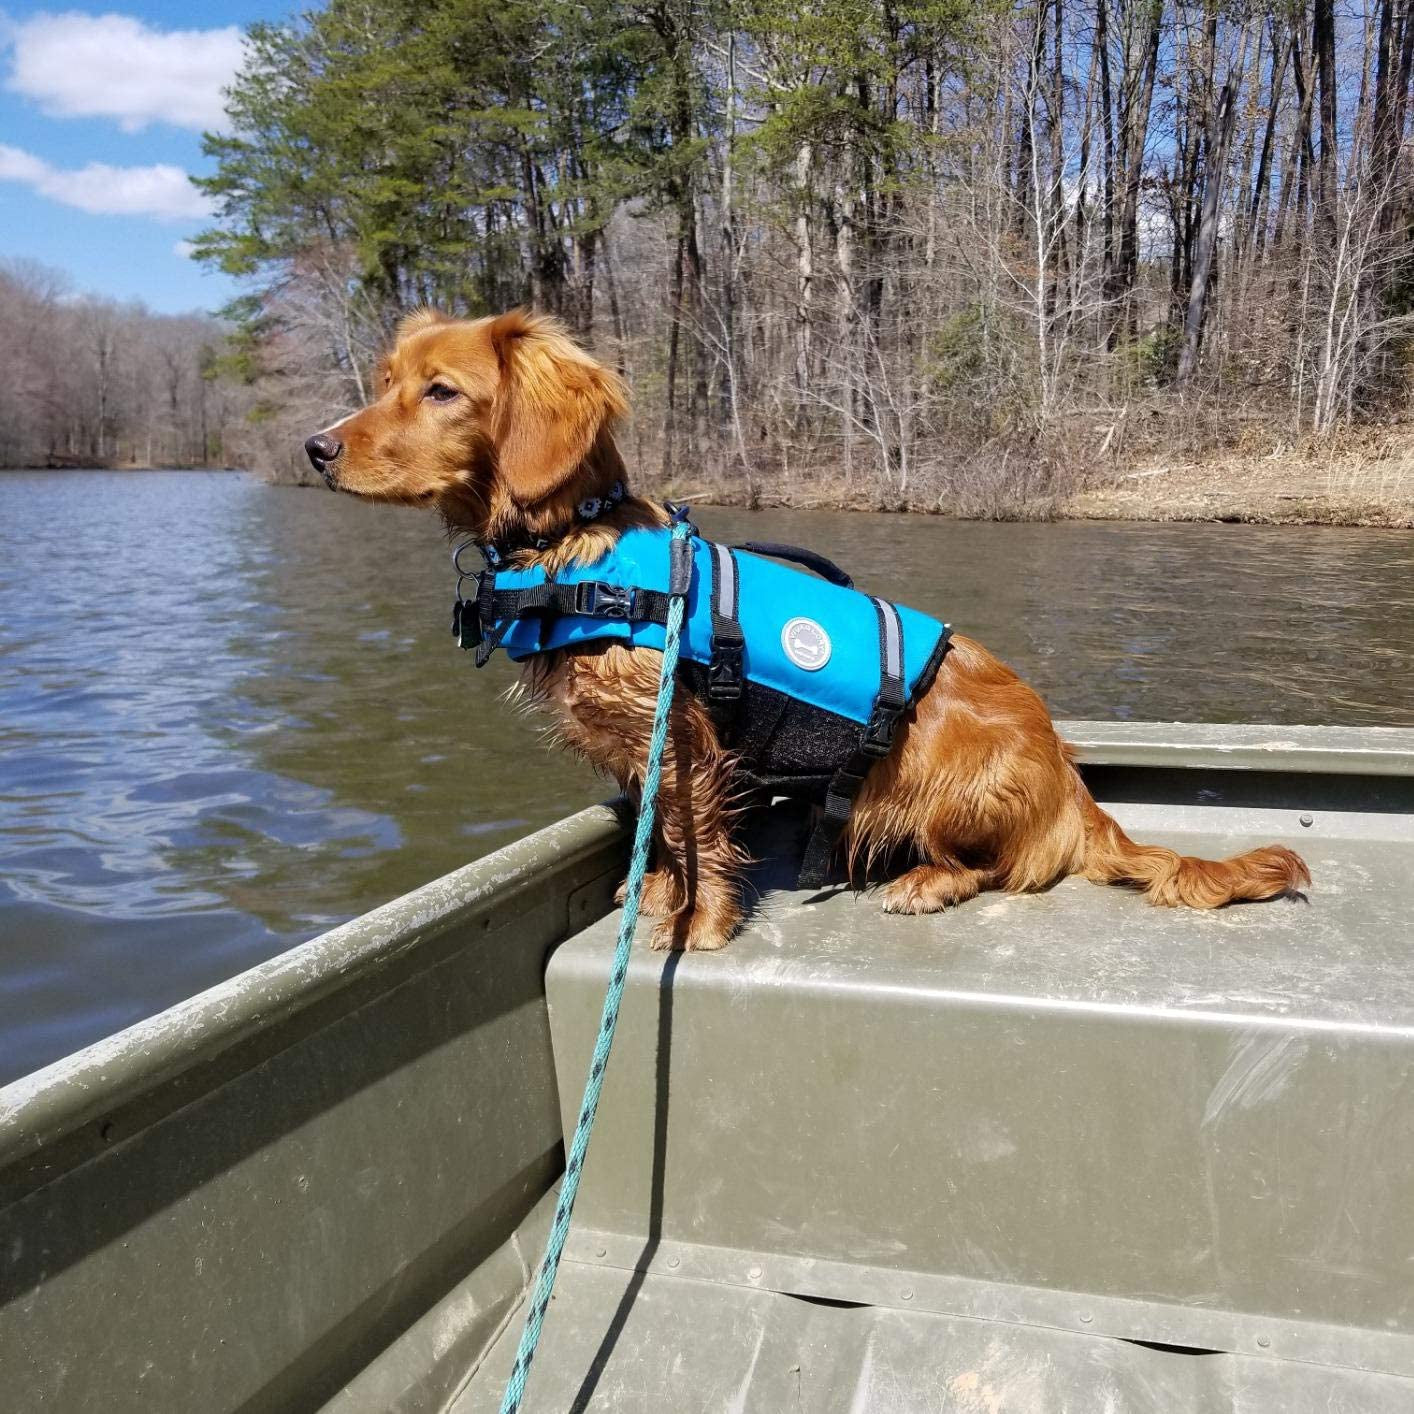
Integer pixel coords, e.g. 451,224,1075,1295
304,433,343,480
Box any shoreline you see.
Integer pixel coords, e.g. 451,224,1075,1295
681,446,1414,530
9,460,1413,529
684,485,1414,530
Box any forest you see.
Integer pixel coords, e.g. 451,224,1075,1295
0,261,247,470
11,1,1414,513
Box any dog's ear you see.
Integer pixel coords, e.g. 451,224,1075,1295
396,306,450,342
487,309,626,506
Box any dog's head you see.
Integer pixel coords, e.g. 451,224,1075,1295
305,308,627,536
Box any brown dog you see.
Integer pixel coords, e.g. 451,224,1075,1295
306,308,1309,950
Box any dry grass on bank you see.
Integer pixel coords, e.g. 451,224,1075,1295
1063,427,1414,528
669,415,1414,527
258,402,1414,529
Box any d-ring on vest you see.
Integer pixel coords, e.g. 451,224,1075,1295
452,520,952,886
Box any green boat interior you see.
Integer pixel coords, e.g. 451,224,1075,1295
3,722,1413,1412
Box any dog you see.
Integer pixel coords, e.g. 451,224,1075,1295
305,307,1309,950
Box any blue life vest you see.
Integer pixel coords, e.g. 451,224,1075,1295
453,523,951,885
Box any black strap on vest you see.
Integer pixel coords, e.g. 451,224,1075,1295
797,597,908,889
454,571,676,667
705,543,745,738
455,528,695,669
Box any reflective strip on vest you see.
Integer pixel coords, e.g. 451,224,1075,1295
713,542,738,619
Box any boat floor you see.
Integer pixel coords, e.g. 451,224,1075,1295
455,1257,1414,1412
454,791,1414,1411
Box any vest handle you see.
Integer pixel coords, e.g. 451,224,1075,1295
732,542,854,590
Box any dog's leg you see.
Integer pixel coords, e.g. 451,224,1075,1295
647,713,745,951
878,858,992,915
614,846,685,917
553,647,747,950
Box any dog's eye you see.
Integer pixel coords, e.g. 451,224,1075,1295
425,382,460,403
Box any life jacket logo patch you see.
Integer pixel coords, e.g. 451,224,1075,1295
782,617,832,671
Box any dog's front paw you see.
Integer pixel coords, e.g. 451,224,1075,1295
649,906,736,952
615,867,683,917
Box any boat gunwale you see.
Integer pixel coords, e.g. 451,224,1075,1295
1062,719,1414,775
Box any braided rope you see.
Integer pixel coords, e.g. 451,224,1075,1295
499,519,692,1414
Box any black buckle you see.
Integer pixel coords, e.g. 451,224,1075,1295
574,580,636,618
452,598,483,650
861,702,900,758
452,569,490,652
707,641,743,700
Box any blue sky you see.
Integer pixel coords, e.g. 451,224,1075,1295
0,2,293,313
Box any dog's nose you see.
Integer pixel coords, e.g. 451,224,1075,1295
304,433,342,474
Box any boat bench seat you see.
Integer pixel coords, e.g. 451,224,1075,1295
479,783,1414,1411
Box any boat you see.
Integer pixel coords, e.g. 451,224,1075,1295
3,720,1413,1412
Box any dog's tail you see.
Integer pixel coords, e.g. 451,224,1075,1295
1079,793,1309,907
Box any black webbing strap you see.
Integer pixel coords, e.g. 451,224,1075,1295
456,572,675,668
705,542,745,738
797,597,907,888
668,525,694,598
486,581,675,625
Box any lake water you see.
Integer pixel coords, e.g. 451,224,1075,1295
2,469,1413,1083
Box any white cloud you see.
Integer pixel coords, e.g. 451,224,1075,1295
173,239,196,259
3,11,244,133
0,142,212,221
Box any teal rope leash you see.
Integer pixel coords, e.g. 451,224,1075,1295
498,519,693,1414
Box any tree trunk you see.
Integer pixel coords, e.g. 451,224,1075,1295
1246,20,1291,262
1272,21,1317,253
1112,0,1162,332
1176,17,1255,386
662,235,685,480
1313,0,1338,245
794,140,814,411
